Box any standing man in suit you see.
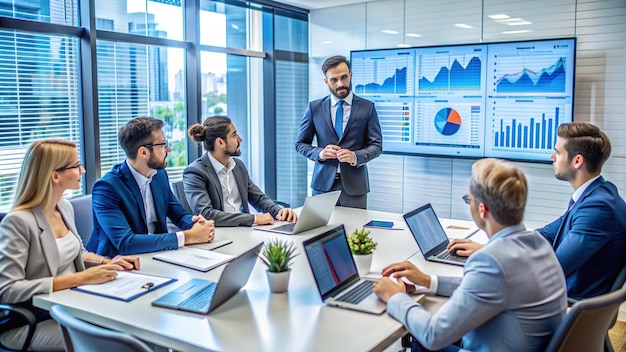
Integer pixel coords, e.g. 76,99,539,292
295,55,382,209
87,117,215,257
373,158,567,351
184,116,297,227
448,122,626,299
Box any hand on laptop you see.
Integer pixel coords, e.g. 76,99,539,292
276,208,298,222
372,276,406,303
447,239,484,257
381,261,431,289
183,219,215,245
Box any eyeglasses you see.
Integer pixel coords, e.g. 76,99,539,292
55,163,83,172
462,194,476,205
143,140,168,150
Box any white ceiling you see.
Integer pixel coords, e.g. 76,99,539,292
276,0,374,10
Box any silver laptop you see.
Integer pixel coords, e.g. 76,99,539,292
403,203,467,266
255,191,341,235
151,243,262,314
303,225,386,315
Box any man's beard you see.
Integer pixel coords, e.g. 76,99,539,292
330,85,350,99
147,154,167,169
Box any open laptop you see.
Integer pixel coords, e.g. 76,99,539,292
255,190,341,235
303,225,386,314
403,203,468,266
152,243,262,314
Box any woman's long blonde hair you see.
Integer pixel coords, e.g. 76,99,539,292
12,139,77,212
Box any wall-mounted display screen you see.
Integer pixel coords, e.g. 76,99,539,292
350,38,576,162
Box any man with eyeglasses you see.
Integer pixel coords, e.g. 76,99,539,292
87,117,216,257
373,158,567,352
448,122,626,300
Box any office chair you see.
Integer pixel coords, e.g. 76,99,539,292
0,213,37,352
68,195,93,245
171,180,193,214
49,305,153,352
545,287,626,352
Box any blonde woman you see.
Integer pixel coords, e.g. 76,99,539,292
0,140,140,351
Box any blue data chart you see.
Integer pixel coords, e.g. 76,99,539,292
352,51,414,95
494,57,567,93
418,53,482,91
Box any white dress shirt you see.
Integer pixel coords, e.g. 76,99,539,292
207,153,244,214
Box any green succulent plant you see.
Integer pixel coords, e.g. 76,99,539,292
348,228,378,255
260,238,298,273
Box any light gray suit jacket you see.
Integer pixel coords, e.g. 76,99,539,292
0,200,88,304
183,153,282,227
387,225,568,352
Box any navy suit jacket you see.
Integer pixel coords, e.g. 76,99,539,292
295,94,382,195
538,176,626,299
86,162,195,257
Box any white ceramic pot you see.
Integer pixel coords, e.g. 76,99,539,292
353,253,373,275
266,269,290,293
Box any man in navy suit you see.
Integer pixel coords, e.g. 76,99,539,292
295,55,382,209
449,122,626,299
373,158,567,351
87,117,215,257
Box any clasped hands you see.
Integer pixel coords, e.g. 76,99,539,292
320,145,356,164
372,261,430,303
184,214,216,245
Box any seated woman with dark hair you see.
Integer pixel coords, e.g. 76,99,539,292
0,139,140,351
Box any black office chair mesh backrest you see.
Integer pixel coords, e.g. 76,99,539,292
50,305,152,352
545,287,626,352
171,180,193,214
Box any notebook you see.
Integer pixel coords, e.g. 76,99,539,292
303,224,386,314
403,203,468,266
152,243,262,314
153,247,234,272
255,191,341,235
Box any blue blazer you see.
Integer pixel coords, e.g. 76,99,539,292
295,94,382,195
86,162,195,257
387,225,567,351
538,177,626,299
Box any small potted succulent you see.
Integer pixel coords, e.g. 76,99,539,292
260,238,297,293
348,228,378,274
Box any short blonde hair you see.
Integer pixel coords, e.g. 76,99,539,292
469,158,527,226
13,140,77,212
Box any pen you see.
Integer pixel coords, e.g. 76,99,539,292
141,282,154,290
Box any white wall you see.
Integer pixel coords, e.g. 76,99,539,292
308,0,626,317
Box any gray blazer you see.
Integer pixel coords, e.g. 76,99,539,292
0,199,88,304
183,153,282,227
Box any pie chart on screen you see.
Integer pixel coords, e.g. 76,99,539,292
434,108,462,136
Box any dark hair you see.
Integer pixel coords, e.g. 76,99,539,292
188,116,232,152
322,55,350,76
558,122,611,173
118,117,164,159
469,158,528,226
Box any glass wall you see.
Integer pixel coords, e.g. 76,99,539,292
0,0,309,211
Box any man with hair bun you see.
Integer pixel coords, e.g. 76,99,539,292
184,116,297,227
373,158,567,352
448,121,626,299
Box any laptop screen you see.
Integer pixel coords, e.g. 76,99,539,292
303,225,359,298
403,204,449,256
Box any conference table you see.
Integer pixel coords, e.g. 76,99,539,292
34,207,480,352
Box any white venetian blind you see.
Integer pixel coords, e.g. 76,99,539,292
0,30,80,211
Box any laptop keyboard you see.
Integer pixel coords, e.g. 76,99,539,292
436,250,466,263
272,222,296,233
336,280,374,304
178,282,217,311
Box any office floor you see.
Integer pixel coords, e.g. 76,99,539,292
383,322,626,352
609,321,626,352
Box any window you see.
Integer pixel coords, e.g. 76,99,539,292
0,29,80,210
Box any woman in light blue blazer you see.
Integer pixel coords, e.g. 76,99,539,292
0,140,140,351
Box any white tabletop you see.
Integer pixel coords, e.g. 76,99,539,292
34,206,469,352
